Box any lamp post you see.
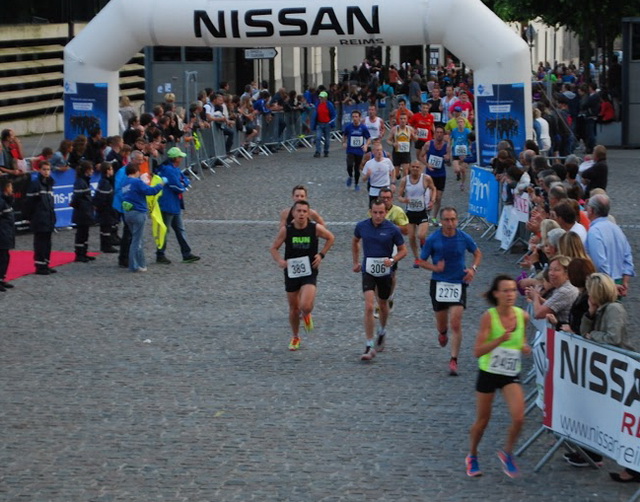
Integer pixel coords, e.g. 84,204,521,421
526,24,536,76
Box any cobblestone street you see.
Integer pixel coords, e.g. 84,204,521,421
1,138,639,501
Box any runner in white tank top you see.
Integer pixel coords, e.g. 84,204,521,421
398,162,436,267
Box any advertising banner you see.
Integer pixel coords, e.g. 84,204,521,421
495,205,519,250
544,330,640,472
468,166,499,224
64,82,109,140
513,192,530,223
48,170,101,228
475,83,526,166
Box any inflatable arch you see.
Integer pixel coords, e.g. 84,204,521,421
64,0,532,149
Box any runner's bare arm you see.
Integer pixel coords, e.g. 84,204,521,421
270,226,287,268
352,236,362,272
474,311,510,358
310,209,326,227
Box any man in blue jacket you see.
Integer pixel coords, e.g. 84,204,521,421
156,147,200,264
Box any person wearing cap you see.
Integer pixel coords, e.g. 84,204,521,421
155,147,201,265
445,107,472,133
311,91,336,158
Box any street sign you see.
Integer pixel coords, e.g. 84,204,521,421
244,48,278,60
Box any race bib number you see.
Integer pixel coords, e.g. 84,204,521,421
287,256,312,278
432,112,442,122
435,281,462,303
417,128,429,139
369,186,381,197
398,141,410,153
428,155,443,169
408,198,425,211
454,145,468,156
350,136,364,148
489,347,522,376
365,257,390,277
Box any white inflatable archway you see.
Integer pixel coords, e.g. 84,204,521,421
64,0,532,139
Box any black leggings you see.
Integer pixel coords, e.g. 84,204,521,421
346,153,363,185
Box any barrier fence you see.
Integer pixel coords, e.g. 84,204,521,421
516,326,640,500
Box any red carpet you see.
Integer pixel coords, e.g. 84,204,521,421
5,250,100,281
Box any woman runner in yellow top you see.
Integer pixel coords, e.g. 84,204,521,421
466,274,530,478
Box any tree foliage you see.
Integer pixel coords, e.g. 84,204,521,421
483,0,640,41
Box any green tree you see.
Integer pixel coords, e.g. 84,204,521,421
483,0,640,82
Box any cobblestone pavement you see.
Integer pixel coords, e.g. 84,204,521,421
2,136,639,501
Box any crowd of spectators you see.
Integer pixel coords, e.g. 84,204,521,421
0,54,637,481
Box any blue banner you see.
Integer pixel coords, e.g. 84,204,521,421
64,82,108,139
475,83,526,166
38,170,101,228
468,166,499,225
341,103,370,127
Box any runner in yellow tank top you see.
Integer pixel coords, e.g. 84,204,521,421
387,113,416,179
466,275,530,479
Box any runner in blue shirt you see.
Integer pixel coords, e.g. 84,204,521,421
419,206,482,375
342,110,371,191
449,117,472,191
353,199,407,361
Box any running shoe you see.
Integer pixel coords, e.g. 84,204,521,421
376,328,386,352
413,259,420,269
438,331,448,347
289,337,301,351
497,450,519,478
449,358,458,376
354,185,360,192
388,299,394,314
373,306,380,319
183,255,201,263
346,177,353,187
302,313,314,333
156,255,172,264
465,454,482,477
430,218,439,227
361,346,376,361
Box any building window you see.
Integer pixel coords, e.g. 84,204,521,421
185,47,214,62
153,46,182,62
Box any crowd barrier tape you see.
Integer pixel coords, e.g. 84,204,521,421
544,329,640,473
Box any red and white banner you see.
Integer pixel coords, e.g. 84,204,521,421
544,329,640,471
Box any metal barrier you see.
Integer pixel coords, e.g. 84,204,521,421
170,97,413,173
181,131,208,179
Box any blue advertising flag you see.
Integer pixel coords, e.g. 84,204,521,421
468,166,499,224
475,83,526,166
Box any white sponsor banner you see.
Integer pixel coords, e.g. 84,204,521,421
529,305,549,410
513,192,530,223
545,330,640,471
495,205,519,250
